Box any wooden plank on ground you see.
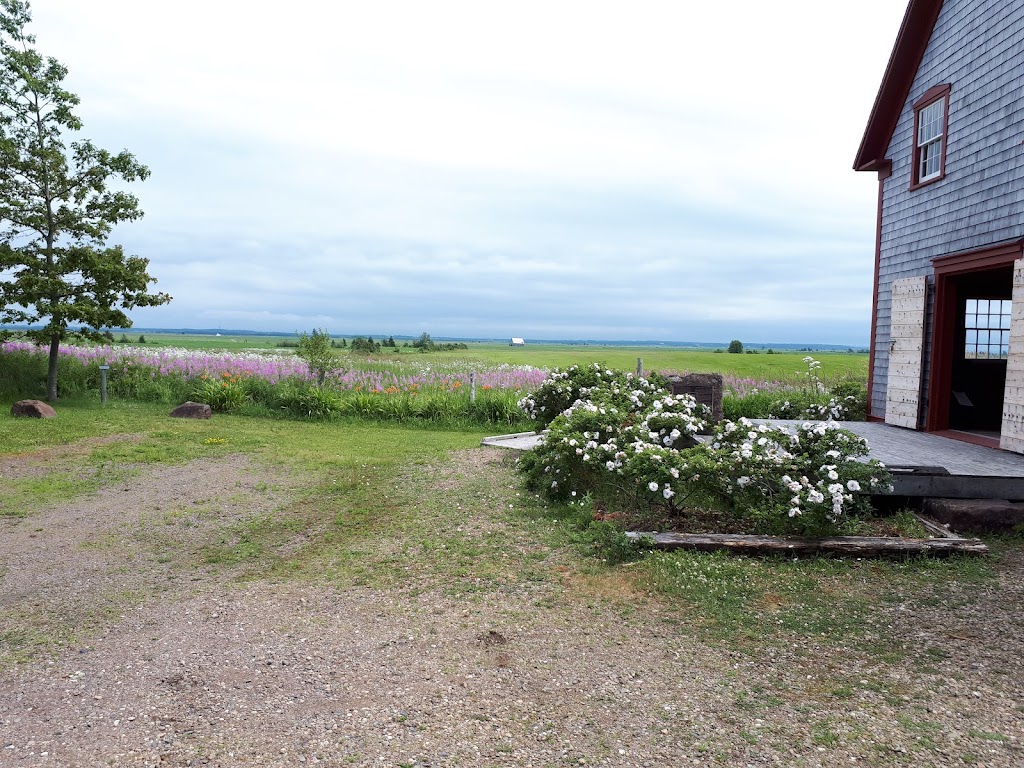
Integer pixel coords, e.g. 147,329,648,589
625,531,988,557
912,513,962,539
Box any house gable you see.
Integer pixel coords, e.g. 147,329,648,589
854,0,944,173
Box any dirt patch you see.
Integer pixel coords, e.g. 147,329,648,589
0,454,295,663
0,448,1022,766
0,434,145,482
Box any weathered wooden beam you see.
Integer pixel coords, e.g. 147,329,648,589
625,531,989,557
911,513,962,539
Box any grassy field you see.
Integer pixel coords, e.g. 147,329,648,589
132,333,869,382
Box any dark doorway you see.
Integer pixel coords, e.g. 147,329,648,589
947,267,1011,433
927,242,1020,444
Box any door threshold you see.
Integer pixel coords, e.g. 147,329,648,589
931,429,1001,450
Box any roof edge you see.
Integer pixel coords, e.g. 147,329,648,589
853,0,945,172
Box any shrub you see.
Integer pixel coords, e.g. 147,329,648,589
686,419,891,535
350,336,381,354
519,370,708,510
517,363,664,429
518,365,889,536
192,374,250,412
296,329,336,385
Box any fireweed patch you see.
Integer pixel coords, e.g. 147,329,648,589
0,341,542,426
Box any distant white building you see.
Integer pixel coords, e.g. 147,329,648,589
510,338,525,346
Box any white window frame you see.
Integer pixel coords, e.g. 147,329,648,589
916,99,945,182
910,84,951,189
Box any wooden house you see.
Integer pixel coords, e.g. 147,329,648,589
854,0,1024,452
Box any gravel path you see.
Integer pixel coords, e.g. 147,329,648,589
1,447,1022,767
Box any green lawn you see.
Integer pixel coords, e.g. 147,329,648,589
0,397,1002,653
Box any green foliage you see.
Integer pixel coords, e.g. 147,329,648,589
350,336,381,354
728,340,744,354
295,329,336,384
828,378,868,421
410,332,467,353
0,1,171,400
101,363,188,404
722,359,868,422
0,344,94,398
274,383,340,418
518,362,660,429
191,374,249,412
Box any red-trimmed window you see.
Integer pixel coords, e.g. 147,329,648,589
910,84,950,189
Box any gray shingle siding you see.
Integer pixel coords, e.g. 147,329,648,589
873,0,1024,420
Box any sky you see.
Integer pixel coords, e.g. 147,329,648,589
24,0,908,345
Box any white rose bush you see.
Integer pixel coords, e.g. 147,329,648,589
689,418,892,535
518,366,892,536
517,363,668,428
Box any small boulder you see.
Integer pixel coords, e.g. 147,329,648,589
169,401,212,419
11,399,57,419
924,497,1024,533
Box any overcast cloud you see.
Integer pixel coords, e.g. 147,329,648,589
26,0,907,344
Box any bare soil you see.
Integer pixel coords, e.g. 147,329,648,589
1,447,1022,767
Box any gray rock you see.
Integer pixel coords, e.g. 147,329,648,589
169,401,212,419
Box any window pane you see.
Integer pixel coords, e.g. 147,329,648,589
1001,313,1012,330
977,299,990,315
918,100,944,143
966,330,978,344
966,299,977,313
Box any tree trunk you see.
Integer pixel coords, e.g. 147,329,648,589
46,334,60,402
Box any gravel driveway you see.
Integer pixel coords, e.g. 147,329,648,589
1,447,1022,767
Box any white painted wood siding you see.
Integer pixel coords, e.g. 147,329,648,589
886,277,927,429
1000,260,1024,454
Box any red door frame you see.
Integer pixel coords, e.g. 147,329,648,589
926,240,1023,432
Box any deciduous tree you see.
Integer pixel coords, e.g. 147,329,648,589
0,0,170,400
296,328,335,384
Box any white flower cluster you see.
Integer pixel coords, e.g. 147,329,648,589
704,418,889,523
